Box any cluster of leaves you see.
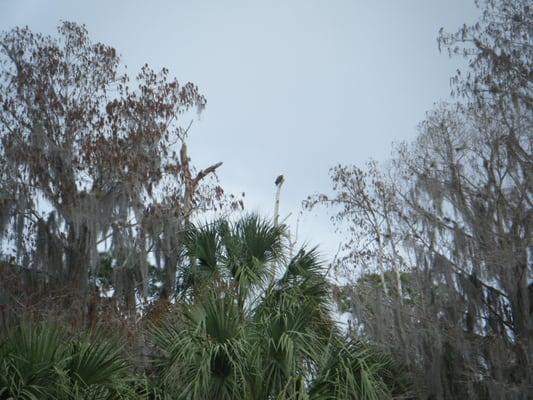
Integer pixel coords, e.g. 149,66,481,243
0,322,142,399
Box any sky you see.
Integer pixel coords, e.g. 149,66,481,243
0,0,480,258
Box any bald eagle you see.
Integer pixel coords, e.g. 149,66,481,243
275,175,284,186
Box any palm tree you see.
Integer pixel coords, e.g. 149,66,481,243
151,214,409,400
0,322,141,399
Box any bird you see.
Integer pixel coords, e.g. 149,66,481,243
275,175,284,186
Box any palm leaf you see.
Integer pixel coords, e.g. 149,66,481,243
151,294,252,400
66,333,131,395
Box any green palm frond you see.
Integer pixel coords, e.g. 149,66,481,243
281,247,324,282
0,322,67,399
222,214,285,292
179,221,224,297
151,294,252,400
0,322,143,400
184,221,221,274
309,339,408,400
66,333,133,397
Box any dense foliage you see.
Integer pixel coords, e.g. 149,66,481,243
0,216,409,399
149,215,408,399
0,21,237,325
0,322,140,399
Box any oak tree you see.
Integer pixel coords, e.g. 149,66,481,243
0,22,225,324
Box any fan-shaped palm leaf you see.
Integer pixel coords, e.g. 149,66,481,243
309,339,409,400
66,333,134,398
0,322,141,400
151,293,252,400
0,322,67,399
222,214,285,296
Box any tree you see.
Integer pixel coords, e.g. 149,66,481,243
0,22,226,325
304,161,405,300
150,214,408,400
438,0,532,111
309,0,532,398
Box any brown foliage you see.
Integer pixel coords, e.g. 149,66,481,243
0,22,230,327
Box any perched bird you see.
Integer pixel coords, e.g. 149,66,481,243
275,175,284,186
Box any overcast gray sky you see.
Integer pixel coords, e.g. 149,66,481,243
0,0,480,257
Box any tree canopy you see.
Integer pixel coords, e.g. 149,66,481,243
0,21,236,324
307,1,532,398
